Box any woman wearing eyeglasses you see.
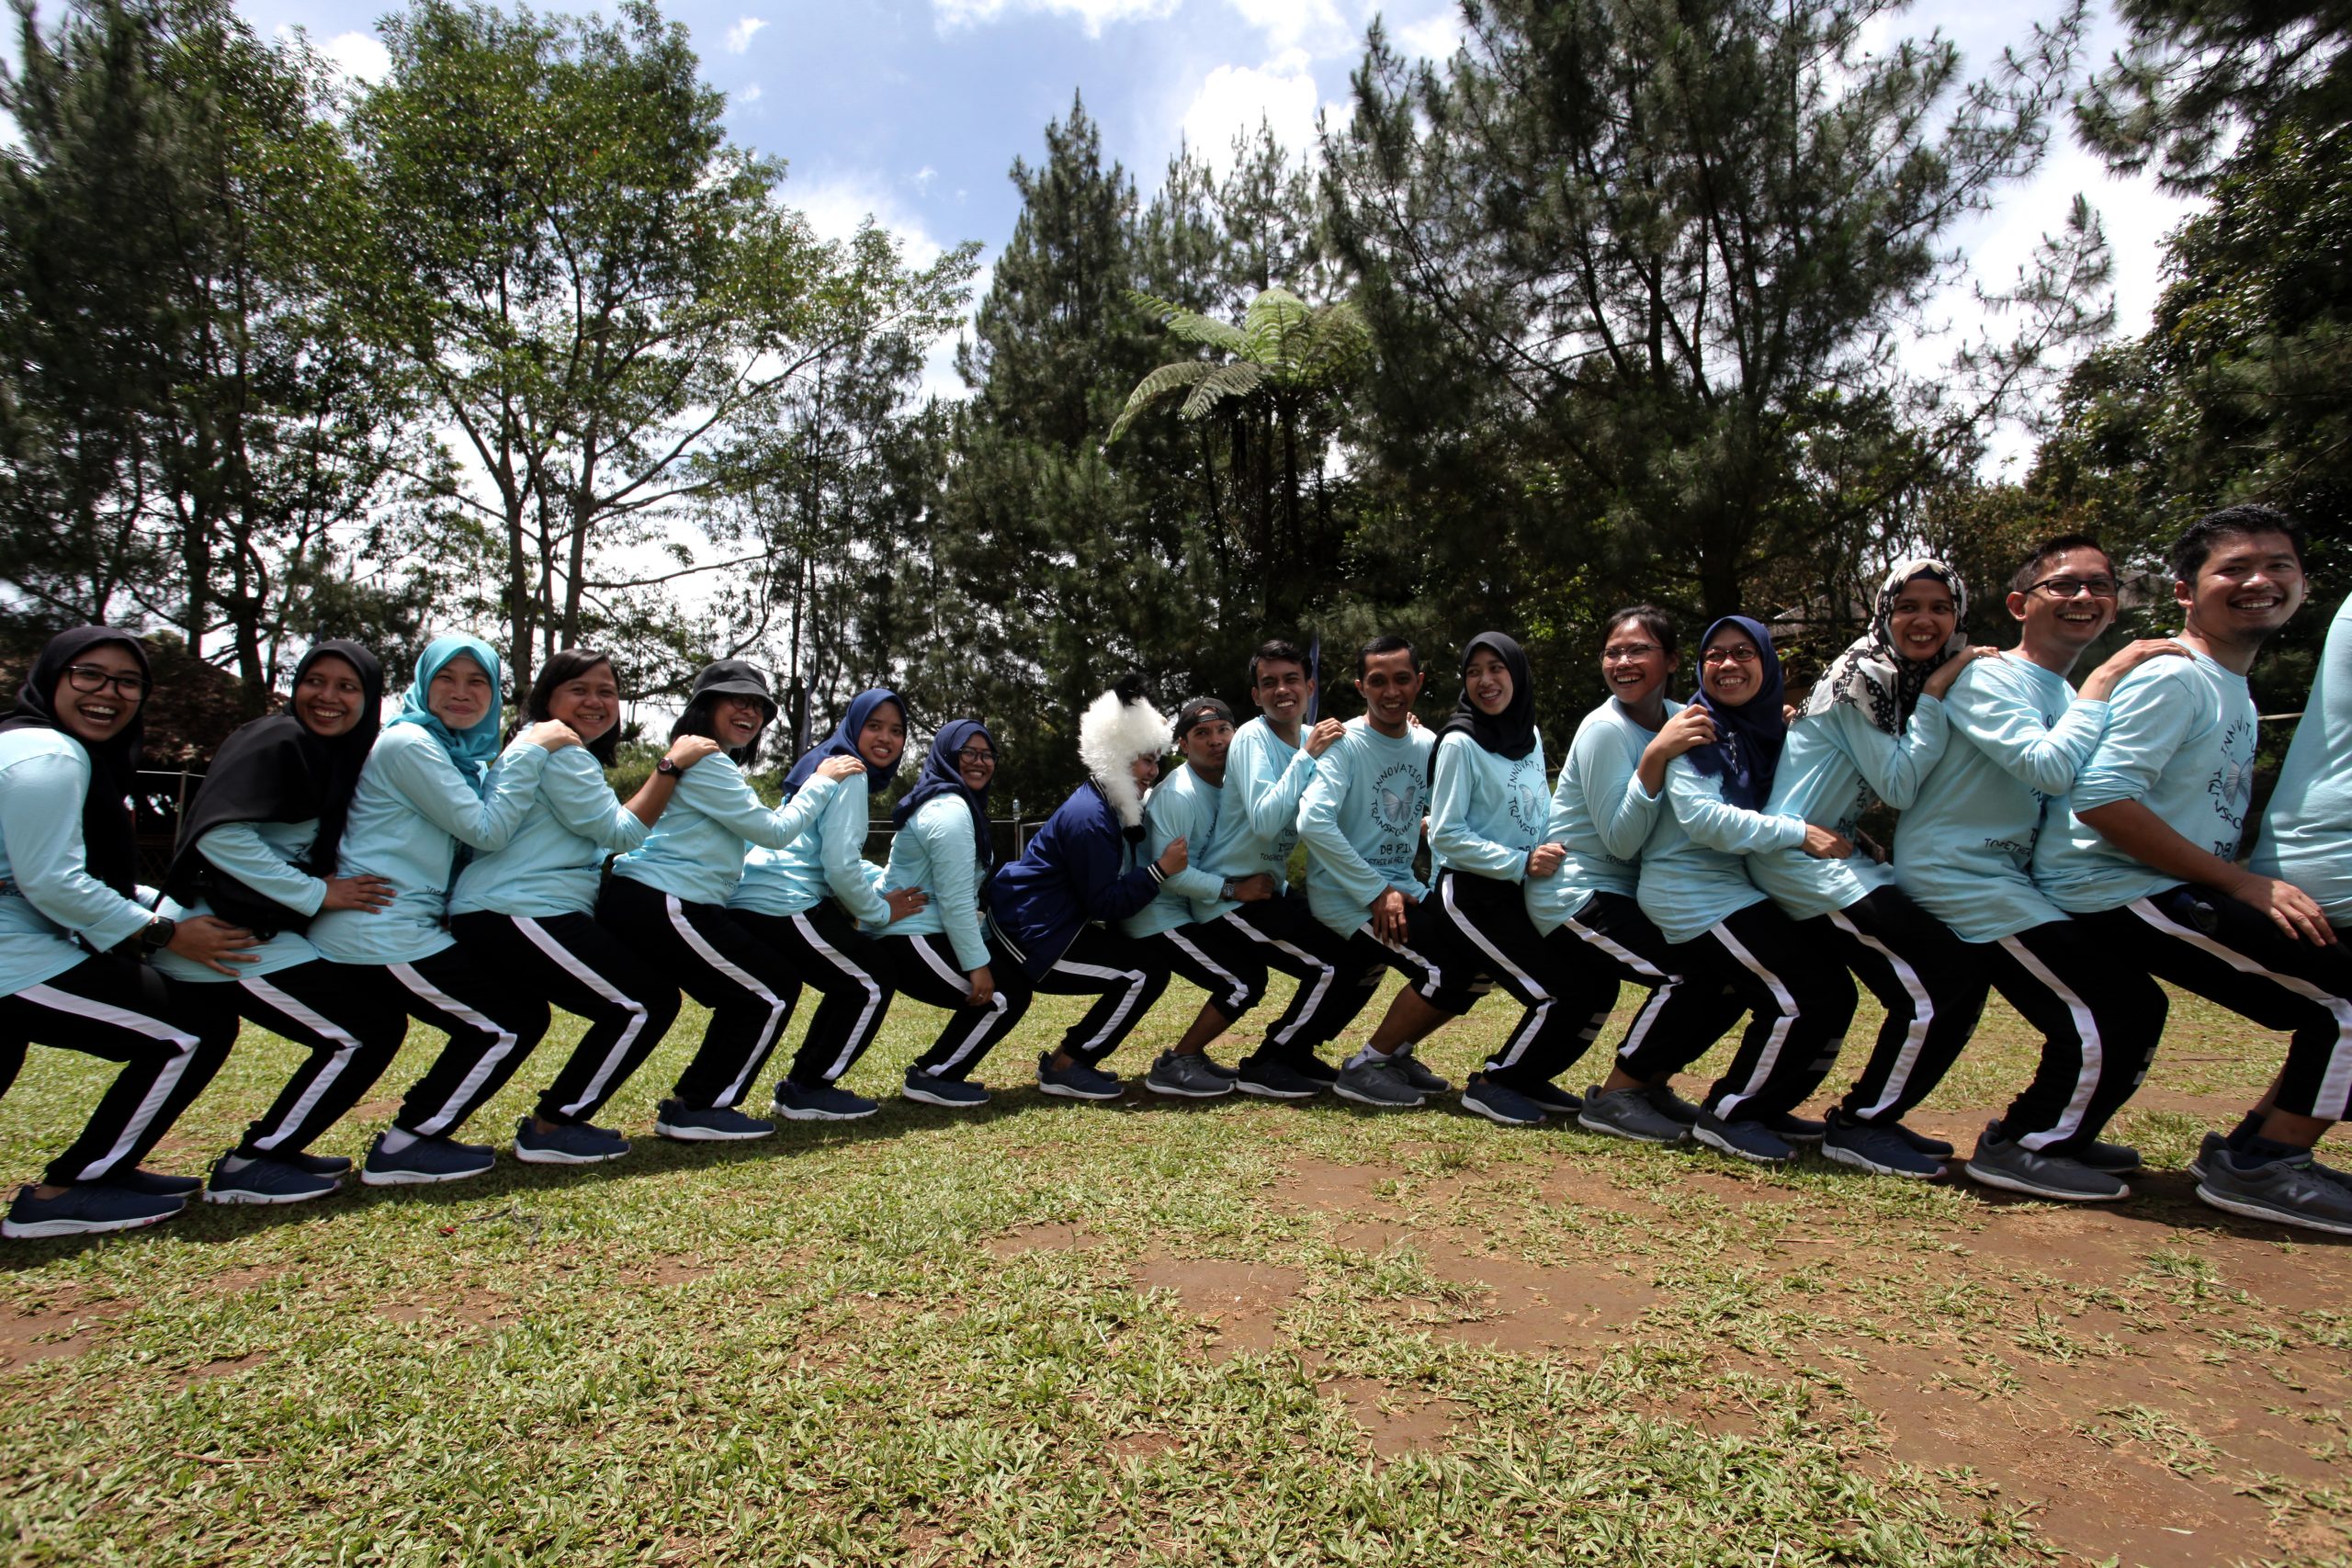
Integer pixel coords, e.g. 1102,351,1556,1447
1742,561,2001,1179
865,720,1031,1107
153,640,416,1206
0,629,243,1236
1629,616,1861,1166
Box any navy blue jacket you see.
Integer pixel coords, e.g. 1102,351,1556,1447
986,780,1165,977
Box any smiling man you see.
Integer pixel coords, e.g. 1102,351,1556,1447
2018,506,2352,1234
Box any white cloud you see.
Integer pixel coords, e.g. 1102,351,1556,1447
323,30,391,84
1223,0,1351,54
736,82,763,104
1179,51,1329,173
912,165,939,192
932,0,1178,39
724,16,769,53
793,172,949,270
1393,7,1464,62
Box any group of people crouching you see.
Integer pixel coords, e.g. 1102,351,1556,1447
2,502,2346,1241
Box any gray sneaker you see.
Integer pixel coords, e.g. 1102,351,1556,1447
1145,1050,1236,1099
1962,1122,2127,1202
1333,1054,1427,1109
1641,1080,1703,1126
1577,1085,1688,1145
1392,1047,1452,1094
2190,1131,2351,1187
2196,1149,2352,1235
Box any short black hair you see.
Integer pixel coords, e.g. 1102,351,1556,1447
2009,533,2112,596
1601,604,1678,659
1249,638,1309,687
519,647,622,765
2171,503,2306,583
673,694,767,768
1355,634,1419,679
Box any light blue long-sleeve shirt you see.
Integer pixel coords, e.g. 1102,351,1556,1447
1893,655,2107,942
309,727,550,964
1193,717,1317,920
610,759,840,909
1298,718,1435,935
728,782,893,926
1748,696,1948,919
2251,591,2352,923
1526,696,1678,934
0,729,156,994
153,819,325,982
1634,757,1808,945
2033,650,2257,914
448,740,649,919
878,795,991,972
1123,763,1225,939
1429,730,1549,882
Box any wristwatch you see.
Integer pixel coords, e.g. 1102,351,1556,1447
1219,880,1238,902
137,915,177,954
655,757,684,777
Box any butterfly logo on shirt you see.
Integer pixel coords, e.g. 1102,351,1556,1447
2207,715,2256,834
1373,763,1422,836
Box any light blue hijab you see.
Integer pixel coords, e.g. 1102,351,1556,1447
387,635,505,786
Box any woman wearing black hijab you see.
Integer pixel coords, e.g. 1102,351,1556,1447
0,628,244,1237
1423,633,1587,1128
155,641,416,1207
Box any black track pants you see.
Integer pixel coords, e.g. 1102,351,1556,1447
1548,891,1745,1088
2087,887,2352,1122
228,959,411,1156
1010,923,1170,1067
380,944,553,1138
597,874,800,1111
1430,869,1599,1084
1658,902,1859,1122
0,955,236,1185
735,904,895,1089
448,911,682,1124
1209,894,1380,1065
868,931,1034,1080
1981,917,2169,1154
1824,886,1991,1125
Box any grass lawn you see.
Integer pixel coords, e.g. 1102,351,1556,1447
3,974,2348,1566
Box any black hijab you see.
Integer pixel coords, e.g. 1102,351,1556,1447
0,626,152,898
163,640,384,931
1430,631,1538,785
894,719,997,878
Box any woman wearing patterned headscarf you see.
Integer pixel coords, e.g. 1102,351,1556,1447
1629,615,1864,1167
0,628,243,1237
1747,559,2001,1179
308,635,581,1187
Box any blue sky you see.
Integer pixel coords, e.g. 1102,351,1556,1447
228,0,2188,456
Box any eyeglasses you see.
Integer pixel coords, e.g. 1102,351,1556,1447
63,664,149,698
2027,574,2120,600
1700,646,1759,666
1600,643,1659,662
955,748,997,765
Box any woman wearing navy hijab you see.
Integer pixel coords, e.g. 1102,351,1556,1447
728,688,926,1122
1626,615,1862,1166
0,628,243,1237
309,635,581,1186
866,720,1032,1107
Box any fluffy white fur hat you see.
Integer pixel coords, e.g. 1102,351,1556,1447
1078,678,1171,829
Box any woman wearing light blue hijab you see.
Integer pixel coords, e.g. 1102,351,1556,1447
311,636,581,1187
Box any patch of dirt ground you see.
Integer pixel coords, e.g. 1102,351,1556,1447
1131,1258,1305,1360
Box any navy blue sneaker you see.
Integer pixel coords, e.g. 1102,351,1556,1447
1461,1076,1546,1127
1821,1115,1943,1180
4,1181,184,1238
102,1168,202,1198
653,1100,775,1142
1235,1056,1323,1100
203,1153,340,1205
1693,1111,1795,1166
774,1080,880,1122
360,1133,496,1187
1037,1052,1125,1101
902,1069,990,1108
1510,1079,1583,1115
513,1117,630,1165
1889,1122,1954,1160
1763,1111,1826,1145
271,1148,354,1178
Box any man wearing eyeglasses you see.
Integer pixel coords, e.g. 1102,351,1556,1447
1890,533,2189,1203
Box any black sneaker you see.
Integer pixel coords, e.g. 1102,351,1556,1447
1235,1056,1322,1100
1576,1084,1687,1145
512,1117,630,1166
1037,1052,1125,1101
1641,1081,1702,1126
1821,1115,1943,1180
1889,1122,1954,1160
101,1168,202,1198
773,1080,880,1122
1144,1050,1237,1099
1290,1053,1340,1085
272,1149,354,1178
1460,1075,1545,1127
3,1181,184,1238
360,1132,497,1187
1962,1122,2127,1202
653,1100,776,1142
1693,1111,1795,1166
2196,1148,2352,1235
1510,1079,1583,1115
901,1069,989,1109
1198,1056,1240,1080
1762,1111,1826,1145
203,1152,342,1205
